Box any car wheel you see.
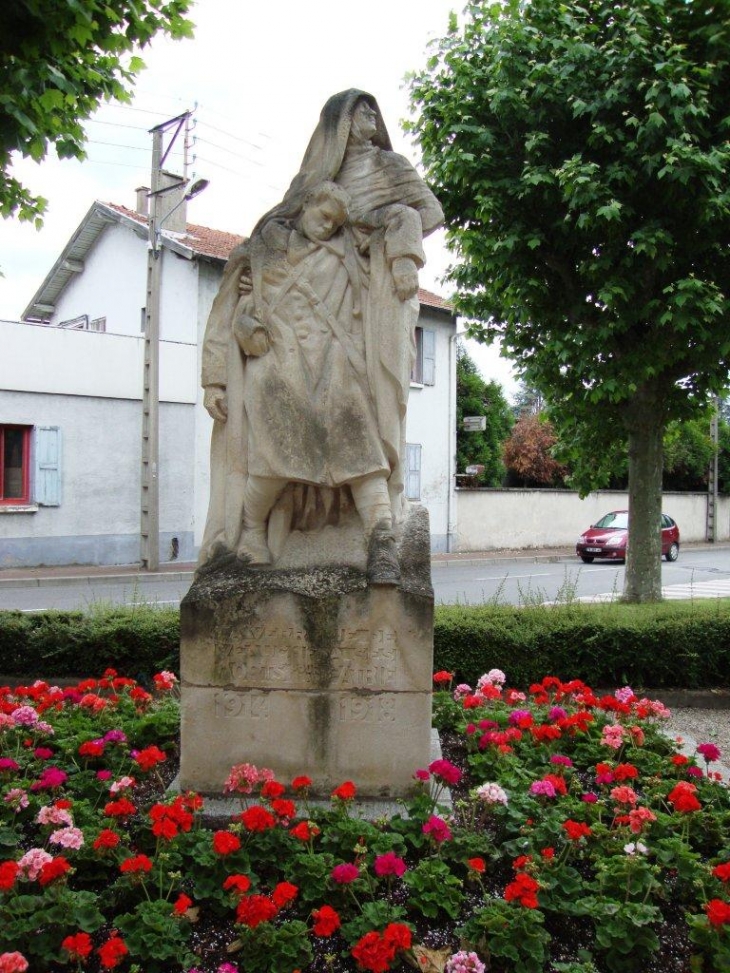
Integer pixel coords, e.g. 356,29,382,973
580,555,594,564
665,542,679,562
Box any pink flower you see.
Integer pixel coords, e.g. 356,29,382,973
610,786,638,806
474,782,509,805
0,952,29,973
30,767,67,791
50,826,84,850
697,743,721,763
529,780,557,798
422,815,452,842
11,706,39,726
17,848,54,881
582,792,598,803
601,725,625,750
36,805,73,827
331,863,360,884
4,789,29,812
445,951,486,973
413,769,430,781
550,755,573,767
374,852,407,877
453,683,472,700
0,759,20,774
615,686,635,704
428,759,462,785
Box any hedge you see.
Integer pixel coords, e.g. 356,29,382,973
0,599,728,689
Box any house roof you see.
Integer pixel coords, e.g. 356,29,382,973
22,200,454,321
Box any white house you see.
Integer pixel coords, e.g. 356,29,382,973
0,186,457,567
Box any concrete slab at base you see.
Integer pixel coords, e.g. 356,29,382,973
179,506,434,799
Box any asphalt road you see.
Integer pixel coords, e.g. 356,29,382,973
2,546,730,611
432,546,730,605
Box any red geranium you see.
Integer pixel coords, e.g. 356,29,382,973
134,745,166,772
61,932,93,961
223,874,252,897
173,893,193,916
93,829,121,851
212,831,241,855
271,881,298,908
668,782,702,813
261,780,286,800
240,805,276,832
563,820,592,841
97,935,128,969
0,861,19,891
271,798,296,820
331,780,356,801
504,872,540,908
120,854,153,874
706,899,730,926
351,932,396,973
613,763,639,781
466,856,486,873
236,894,278,928
312,904,341,936
103,798,137,818
433,670,454,684
38,856,71,886
290,821,320,842
712,862,730,882
291,775,313,791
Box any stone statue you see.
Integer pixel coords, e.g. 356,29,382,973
198,89,443,582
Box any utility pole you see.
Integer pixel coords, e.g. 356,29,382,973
140,111,195,570
707,396,719,543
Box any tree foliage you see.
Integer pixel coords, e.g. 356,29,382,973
663,416,715,490
502,413,567,487
456,346,513,485
409,0,730,601
0,0,193,224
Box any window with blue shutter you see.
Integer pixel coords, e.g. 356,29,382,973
34,426,62,506
405,443,422,500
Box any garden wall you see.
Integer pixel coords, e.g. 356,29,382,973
455,488,729,552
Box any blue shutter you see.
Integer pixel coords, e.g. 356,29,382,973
35,426,62,506
422,329,436,385
406,443,422,500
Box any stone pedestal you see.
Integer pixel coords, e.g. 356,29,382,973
179,507,434,798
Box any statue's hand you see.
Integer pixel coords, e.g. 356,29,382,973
391,257,419,301
242,327,270,357
239,272,253,295
204,386,228,423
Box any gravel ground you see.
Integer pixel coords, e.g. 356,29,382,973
662,706,730,781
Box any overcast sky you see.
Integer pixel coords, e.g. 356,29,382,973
1,0,519,396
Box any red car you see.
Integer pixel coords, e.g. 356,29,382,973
576,510,680,564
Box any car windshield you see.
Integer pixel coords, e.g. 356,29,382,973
594,512,629,530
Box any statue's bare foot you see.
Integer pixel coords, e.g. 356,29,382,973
366,519,401,586
237,528,272,566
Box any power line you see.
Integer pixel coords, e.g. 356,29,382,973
195,118,264,152
87,119,149,132
193,136,263,167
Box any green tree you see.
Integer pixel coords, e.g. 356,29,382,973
663,416,715,491
456,345,513,485
1,0,193,224
409,0,730,601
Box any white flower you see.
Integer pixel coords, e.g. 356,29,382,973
624,841,648,856
473,782,509,805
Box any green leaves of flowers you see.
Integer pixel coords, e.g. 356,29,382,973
403,859,464,919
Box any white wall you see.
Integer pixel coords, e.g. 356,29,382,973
1,320,196,403
0,391,195,567
455,488,730,551
50,220,199,343
405,307,457,552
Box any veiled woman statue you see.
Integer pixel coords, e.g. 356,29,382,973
198,89,443,583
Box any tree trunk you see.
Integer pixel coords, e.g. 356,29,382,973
623,389,665,603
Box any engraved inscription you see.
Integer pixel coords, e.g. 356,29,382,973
338,696,397,724
214,691,270,720
218,620,412,690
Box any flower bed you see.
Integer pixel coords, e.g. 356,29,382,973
0,669,729,972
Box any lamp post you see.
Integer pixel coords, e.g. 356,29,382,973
140,175,208,571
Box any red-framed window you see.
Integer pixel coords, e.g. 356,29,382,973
0,425,31,504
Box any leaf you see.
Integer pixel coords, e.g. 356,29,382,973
403,945,452,973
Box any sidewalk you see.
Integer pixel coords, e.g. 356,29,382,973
0,540,727,588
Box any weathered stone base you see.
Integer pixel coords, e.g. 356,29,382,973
179,506,434,798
